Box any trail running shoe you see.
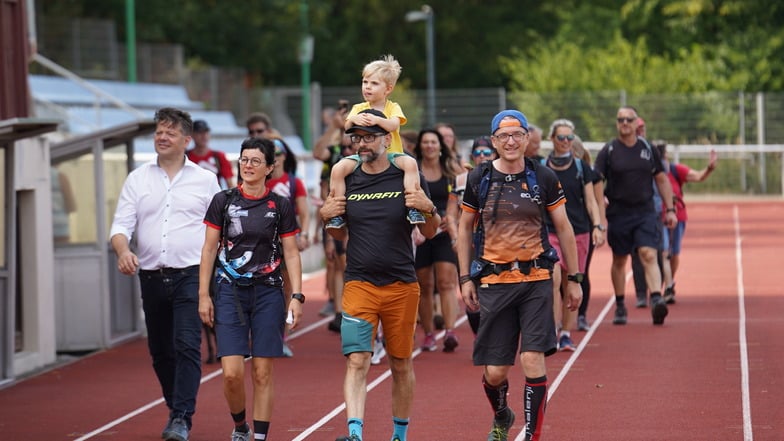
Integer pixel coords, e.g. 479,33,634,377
577,315,590,332
664,285,676,304
407,208,426,224
231,424,251,441
652,297,669,325
319,299,336,317
635,295,648,308
487,407,515,441
371,341,386,365
613,304,627,325
443,332,459,352
433,314,445,330
558,334,575,352
327,313,342,333
162,417,188,441
421,333,437,351
326,216,346,229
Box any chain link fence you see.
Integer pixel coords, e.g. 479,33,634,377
34,16,784,196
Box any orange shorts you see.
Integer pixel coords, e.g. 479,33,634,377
341,280,420,358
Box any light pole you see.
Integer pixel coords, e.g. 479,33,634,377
406,5,435,127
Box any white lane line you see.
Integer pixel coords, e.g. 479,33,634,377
74,270,331,441
734,205,754,441
292,315,469,440
547,296,614,401
513,270,632,441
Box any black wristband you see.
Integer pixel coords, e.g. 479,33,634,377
291,292,306,304
459,275,472,285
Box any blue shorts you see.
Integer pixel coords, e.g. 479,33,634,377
663,221,686,255
607,211,661,256
473,280,557,366
213,279,286,358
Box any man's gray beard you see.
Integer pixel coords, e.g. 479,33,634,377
360,148,380,163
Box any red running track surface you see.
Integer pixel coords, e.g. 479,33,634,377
1,200,782,440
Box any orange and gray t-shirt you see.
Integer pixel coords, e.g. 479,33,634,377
462,162,565,284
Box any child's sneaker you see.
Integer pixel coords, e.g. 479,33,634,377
326,216,346,229
407,208,426,224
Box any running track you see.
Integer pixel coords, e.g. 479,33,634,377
1,200,781,440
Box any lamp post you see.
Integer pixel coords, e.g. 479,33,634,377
299,0,314,150
406,5,435,127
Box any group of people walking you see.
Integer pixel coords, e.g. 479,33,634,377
110,53,716,441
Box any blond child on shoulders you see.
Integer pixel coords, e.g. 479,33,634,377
326,54,424,229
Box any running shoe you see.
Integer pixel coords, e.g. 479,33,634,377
613,304,627,325
651,296,669,325
487,407,515,441
421,333,437,351
319,299,335,317
558,334,575,352
231,424,251,441
327,313,342,333
577,315,590,332
162,417,188,441
664,285,676,304
443,332,459,353
335,435,361,441
635,295,648,308
371,341,386,365
433,314,445,330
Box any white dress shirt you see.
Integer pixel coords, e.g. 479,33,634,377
110,156,222,270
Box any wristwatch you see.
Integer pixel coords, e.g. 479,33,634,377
593,224,606,232
291,293,306,304
566,273,585,283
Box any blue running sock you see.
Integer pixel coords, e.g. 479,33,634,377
392,416,409,441
348,418,363,440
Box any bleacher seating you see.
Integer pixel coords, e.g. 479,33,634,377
29,74,249,153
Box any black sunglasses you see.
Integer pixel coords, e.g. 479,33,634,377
616,117,636,124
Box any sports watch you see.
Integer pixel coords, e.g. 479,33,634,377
291,293,306,304
566,273,585,283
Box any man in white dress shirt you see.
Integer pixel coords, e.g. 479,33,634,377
110,107,221,441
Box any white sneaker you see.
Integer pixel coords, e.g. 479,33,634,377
371,341,386,365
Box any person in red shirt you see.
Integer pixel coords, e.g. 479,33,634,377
186,120,236,189
655,140,717,303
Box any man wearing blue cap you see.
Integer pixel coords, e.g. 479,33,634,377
456,110,583,441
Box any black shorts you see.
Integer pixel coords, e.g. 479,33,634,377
607,210,661,256
473,280,557,366
414,232,457,269
322,228,346,256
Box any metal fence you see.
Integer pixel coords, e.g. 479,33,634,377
34,15,784,196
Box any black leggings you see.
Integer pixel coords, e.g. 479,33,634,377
578,240,594,317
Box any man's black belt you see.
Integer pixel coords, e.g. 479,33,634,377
139,264,199,275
